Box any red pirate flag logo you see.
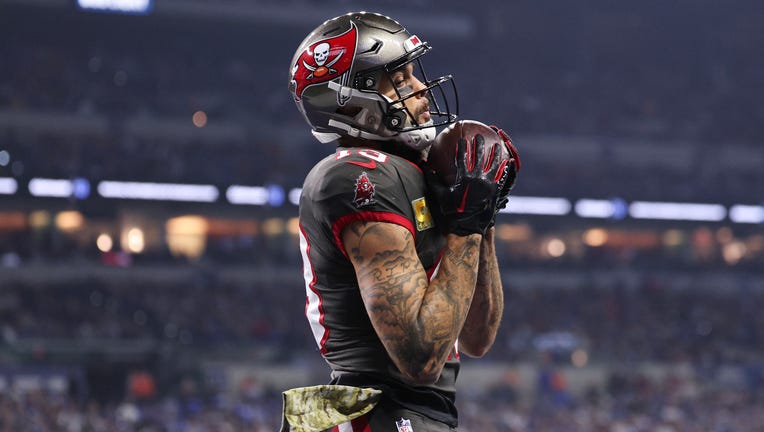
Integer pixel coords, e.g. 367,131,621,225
353,171,376,208
291,23,358,100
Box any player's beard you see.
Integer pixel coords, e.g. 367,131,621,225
407,100,431,128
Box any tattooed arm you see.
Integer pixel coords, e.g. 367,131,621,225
459,227,504,357
343,220,481,385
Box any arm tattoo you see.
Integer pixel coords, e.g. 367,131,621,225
459,231,504,356
346,221,482,380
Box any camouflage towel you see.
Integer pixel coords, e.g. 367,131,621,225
280,384,383,432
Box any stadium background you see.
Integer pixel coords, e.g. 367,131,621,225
1,0,763,430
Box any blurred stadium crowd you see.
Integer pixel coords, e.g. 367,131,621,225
3,273,763,366
3,374,764,431
1,0,764,431
2,270,764,431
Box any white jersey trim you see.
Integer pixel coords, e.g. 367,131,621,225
299,223,329,353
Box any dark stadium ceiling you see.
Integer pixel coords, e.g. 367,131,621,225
0,0,475,38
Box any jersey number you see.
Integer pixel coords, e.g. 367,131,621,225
336,149,389,169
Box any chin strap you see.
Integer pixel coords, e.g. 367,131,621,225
401,123,436,149
327,119,386,141
311,130,342,144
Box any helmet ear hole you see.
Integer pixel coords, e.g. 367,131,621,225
358,75,376,90
384,109,407,130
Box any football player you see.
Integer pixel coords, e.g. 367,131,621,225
284,11,519,432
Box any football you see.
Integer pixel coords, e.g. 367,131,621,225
425,119,510,185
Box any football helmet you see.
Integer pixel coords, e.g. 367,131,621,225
288,12,459,149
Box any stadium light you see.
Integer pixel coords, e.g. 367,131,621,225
629,201,727,222
77,0,154,14
10,174,762,226
729,205,764,224
0,177,17,195
288,188,302,206
226,186,269,205
574,199,615,218
502,196,571,216
28,178,74,198
97,181,219,202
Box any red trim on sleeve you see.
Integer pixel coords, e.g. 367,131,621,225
403,158,423,173
332,211,416,259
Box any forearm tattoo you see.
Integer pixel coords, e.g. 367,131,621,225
477,242,504,328
460,235,504,353
347,222,481,379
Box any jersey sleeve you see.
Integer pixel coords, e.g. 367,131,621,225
302,151,417,257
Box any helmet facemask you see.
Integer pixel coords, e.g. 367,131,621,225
371,51,459,149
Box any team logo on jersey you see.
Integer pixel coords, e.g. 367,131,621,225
290,23,358,101
353,171,376,208
396,418,414,432
411,197,434,231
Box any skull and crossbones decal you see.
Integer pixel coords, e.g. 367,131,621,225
303,42,345,79
291,23,357,100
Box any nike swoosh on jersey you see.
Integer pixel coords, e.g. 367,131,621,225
347,160,377,169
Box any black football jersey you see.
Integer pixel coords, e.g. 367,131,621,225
298,146,460,426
